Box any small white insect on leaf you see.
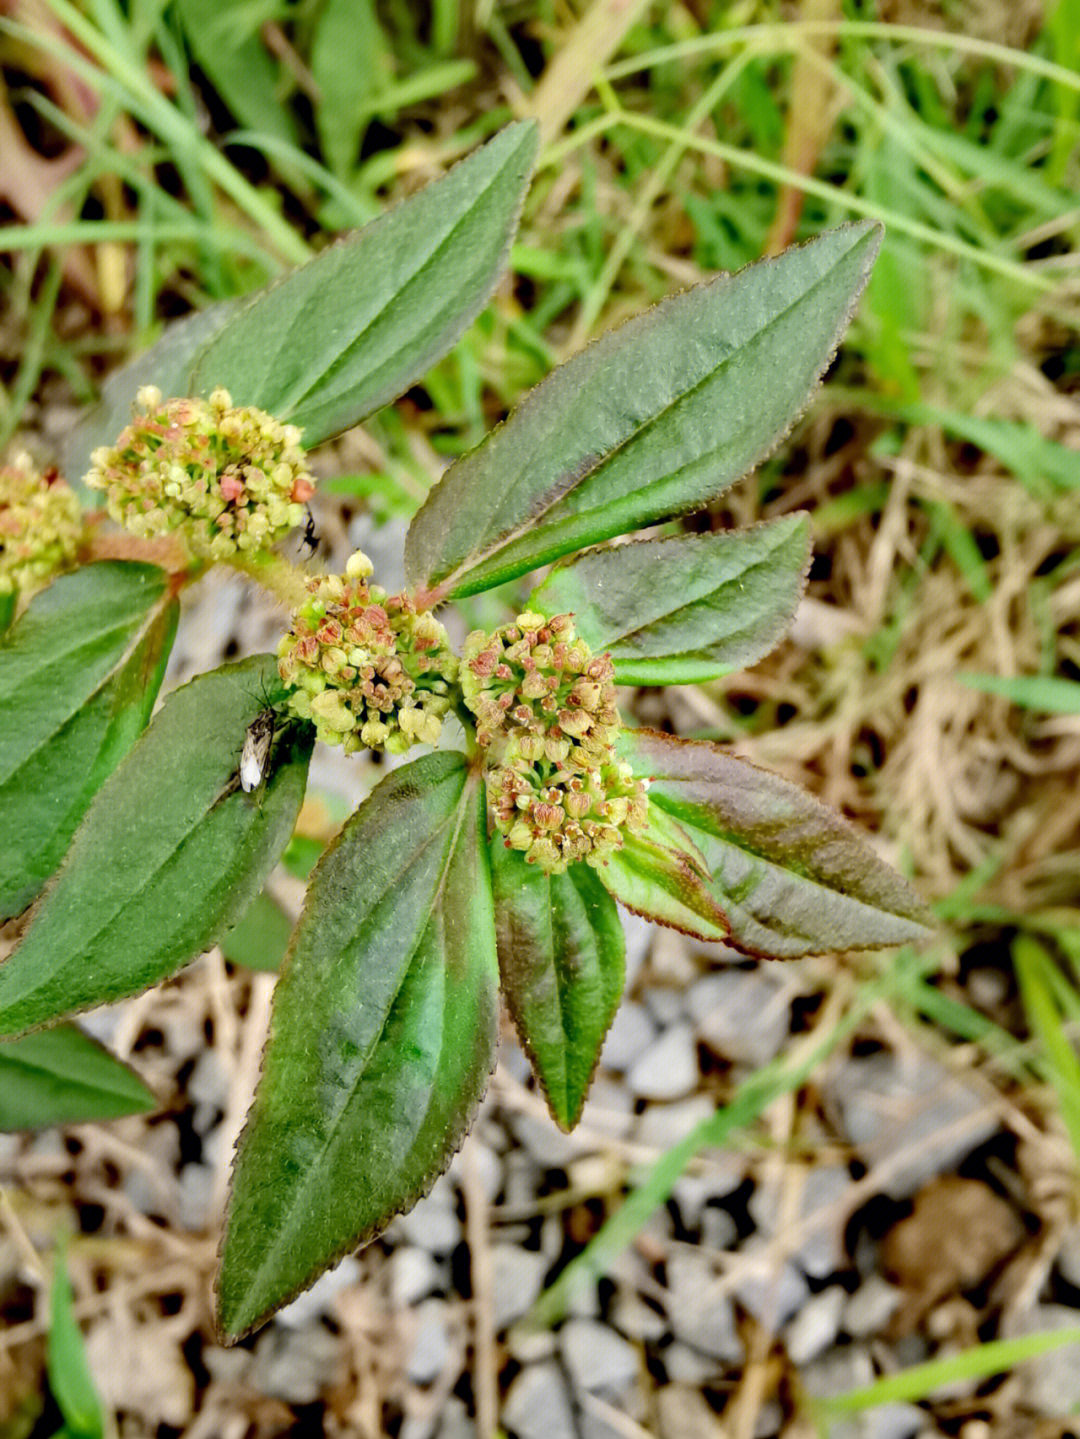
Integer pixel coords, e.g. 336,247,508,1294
240,709,276,793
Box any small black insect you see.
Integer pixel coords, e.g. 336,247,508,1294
298,507,320,557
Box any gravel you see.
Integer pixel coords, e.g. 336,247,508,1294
248,1324,342,1403
783,1284,846,1364
691,969,791,1068
600,1001,657,1072
635,1093,715,1149
626,1022,700,1100
275,1256,363,1329
491,1245,549,1330
406,1299,452,1385
1002,1303,1080,1414
664,1251,741,1361
503,1361,576,1439
389,1246,443,1308
843,1274,904,1338
826,1050,999,1199
728,1246,810,1329
559,1317,639,1398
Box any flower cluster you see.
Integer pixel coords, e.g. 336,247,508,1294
0,455,82,595
277,551,458,755
85,386,315,561
462,611,646,872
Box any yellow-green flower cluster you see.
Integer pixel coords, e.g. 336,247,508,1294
0,454,82,595
462,610,647,873
85,386,315,561
277,551,458,755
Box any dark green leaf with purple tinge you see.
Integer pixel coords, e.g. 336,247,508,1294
619,729,934,957
190,122,538,446
491,840,625,1130
406,223,881,601
596,802,729,942
530,515,811,685
0,655,311,1035
0,563,178,921
218,752,498,1340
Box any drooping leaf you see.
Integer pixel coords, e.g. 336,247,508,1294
61,301,242,484
0,563,178,921
217,752,498,1339
221,890,293,972
0,655,312,1036
491,841,625,1130
189,122,539,446
597,803,730,942
405,222,882,601
0,1025,156,1131
49,1236,106,1439
175,0,302,150
530,515,812,685
619,728,934,957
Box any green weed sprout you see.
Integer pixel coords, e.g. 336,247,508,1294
0,122,933,1340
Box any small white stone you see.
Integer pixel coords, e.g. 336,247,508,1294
636,1094,714,1149
393,1180,460,1254
784,1285,846,1364
491,1246,548,1331
560,1318,639,1398
843,1275,903,1338
177,1163,214,1231
600,1002,656,1073
503,1362,575,1439
389,1247,442,1309
275,1256,362,1328
656,1383,720,1439
612,1291,667,1342
662,1341,720,1384
665,1251,741,1361
406,1299,450,1386
579,1078,635,1139
729,1246,809,1330
627,1023,699,1101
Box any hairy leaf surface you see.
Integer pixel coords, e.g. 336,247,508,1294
0,1025,156,1130
0,655,311,1035
531,515,811,685
619,729,934,956
0,563,177,920
491,842,624,1130
190,122,538,445
218,753,498,1339
406,223,881,600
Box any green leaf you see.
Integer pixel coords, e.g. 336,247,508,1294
0,655,312,1036
597,803,730,942
49,1236,106,1439
490,841,624,1130
175,0,302,150
0,563,178,921
405,222,882,601
61,301,242,484
220,890,293,972
0,1024,156,1131
959,672,1080,714
530,515,811,685
217,752,498,1339
190,122,539,446
310,0,390,178
619,728,934,957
